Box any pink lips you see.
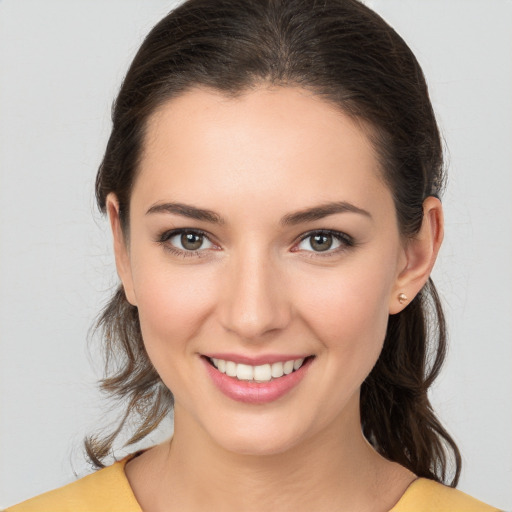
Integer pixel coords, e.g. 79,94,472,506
202,355,313,404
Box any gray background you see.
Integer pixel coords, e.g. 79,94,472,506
1,0,511,509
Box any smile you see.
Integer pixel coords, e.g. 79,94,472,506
203,355,314,404
209,357,306,382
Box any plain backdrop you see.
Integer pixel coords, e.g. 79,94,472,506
1,0,511,509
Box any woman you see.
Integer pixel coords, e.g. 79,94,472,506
4,0,502,510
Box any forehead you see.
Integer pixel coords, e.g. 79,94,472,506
135,86,392,218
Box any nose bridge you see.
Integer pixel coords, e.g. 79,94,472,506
219,241,290,340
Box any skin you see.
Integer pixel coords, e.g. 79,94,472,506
108,86,443,512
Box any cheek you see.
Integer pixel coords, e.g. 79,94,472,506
132,260,217,353
300,263,392,329
293,256,395,369
131,262,221,401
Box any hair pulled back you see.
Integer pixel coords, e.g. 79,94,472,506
89,0,461,486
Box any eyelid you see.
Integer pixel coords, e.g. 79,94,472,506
158,227,212,243
157,227,219,257
156,227,355,258
292,229,355,255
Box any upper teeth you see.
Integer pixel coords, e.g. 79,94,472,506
211,358,305,382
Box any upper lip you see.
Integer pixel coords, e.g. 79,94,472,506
202,353,312,366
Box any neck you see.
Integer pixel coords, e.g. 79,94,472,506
127,397,415,512
173,416,367,508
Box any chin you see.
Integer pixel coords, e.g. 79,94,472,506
220,434,302,457
204,413,316,458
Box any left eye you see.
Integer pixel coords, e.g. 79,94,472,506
295,231,351,253
166,231,214,251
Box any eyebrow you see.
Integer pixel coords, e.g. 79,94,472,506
146,202,225,224
146,200,371,225
280,201,372,225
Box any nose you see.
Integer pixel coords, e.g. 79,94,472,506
218,246,291,340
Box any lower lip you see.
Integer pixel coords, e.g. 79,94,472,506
202,357,313,404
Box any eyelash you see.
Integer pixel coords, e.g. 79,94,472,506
294,229,355,258
157,228,215,258
156,228,355,259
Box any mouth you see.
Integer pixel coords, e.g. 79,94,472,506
202,354,314,404
204,355,314,382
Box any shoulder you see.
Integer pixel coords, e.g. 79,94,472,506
3,459,141,512
391,478,502,512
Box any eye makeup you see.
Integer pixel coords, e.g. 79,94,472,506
156,227,357,260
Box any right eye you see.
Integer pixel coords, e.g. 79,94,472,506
158,229,216,256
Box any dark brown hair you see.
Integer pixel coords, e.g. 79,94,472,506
88,0,461,485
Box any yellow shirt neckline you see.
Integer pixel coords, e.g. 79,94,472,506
116,457,498,512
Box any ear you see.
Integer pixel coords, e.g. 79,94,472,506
389,196,444,314
106,193,137,306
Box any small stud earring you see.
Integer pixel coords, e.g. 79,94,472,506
398,293,408,304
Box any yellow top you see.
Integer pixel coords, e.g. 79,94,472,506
4,459,501,512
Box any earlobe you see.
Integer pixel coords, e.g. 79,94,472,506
389,196,444,314
106,193,137,306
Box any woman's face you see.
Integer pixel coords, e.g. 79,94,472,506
112,87,414,455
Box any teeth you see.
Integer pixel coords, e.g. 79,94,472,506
225,360,237,377
283,360,294,375
254,364,271,381
210,357,306,382
271,362,284,378
236,363,254,381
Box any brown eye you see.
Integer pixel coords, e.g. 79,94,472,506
310,234,333,252
181,232,204,250
295,230,353,255
161,229,215,253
